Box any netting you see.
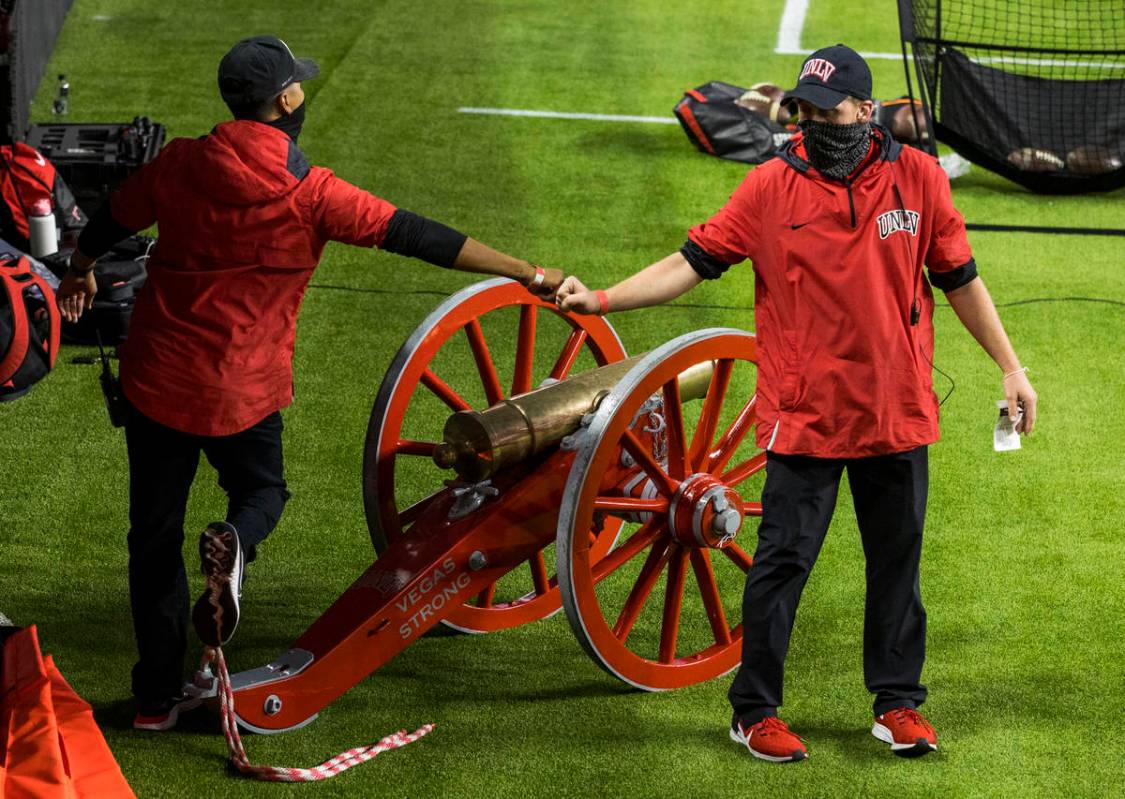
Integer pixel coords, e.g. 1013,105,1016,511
900,0,1125,193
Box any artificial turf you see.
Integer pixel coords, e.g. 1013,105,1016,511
1,1,1123,796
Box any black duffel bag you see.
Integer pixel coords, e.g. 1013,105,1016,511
674,81,793,164
41,235,152,344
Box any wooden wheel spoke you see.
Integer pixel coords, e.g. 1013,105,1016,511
592,496,669,515
688,359,733,470
530,551,550,596
621,429,678,497
721,542,753,573
720,452,767,487
464,319,504,406
395,439,438,457
511,304,538,396
612,541,671,642
659,547,690,663
593,520,663,582
661,379,688,480
475,582,497,608
549,328,588,381
421,368,472,413
708,394,757,475
690,549,731,646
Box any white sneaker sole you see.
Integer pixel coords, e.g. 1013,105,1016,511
133,696,202,731
872,721,938,755
729,727,807,762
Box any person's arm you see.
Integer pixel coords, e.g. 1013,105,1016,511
56,204,141,323
315,179,563,298
945,277,1037,434
556,251,702,314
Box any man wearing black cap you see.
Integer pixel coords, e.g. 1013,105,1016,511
558,44,1036,761
56,35,563,731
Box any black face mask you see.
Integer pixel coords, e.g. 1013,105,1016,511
265,99,305,143
798,119,871,180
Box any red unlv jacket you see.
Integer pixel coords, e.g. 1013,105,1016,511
686,126,975,458
108,121,397,436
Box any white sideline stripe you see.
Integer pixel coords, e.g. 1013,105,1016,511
458,107,678,124
776,0,809,53
773,0,1125,68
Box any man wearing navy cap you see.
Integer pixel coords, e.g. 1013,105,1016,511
558,44,1037,761
56,35,563,731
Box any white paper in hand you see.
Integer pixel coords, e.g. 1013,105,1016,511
994,400,1022,452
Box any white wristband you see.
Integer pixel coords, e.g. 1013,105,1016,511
1003,366,1029,381
529,266,545,288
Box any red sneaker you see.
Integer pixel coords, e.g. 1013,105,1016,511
872,707,938,757
730,715,808,762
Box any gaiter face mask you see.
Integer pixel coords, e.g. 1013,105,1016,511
798,119,871,180
266,99,305,143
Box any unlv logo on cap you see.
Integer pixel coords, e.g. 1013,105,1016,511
800,58,837,83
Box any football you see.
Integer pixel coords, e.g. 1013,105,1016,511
735,83,792,125
886,102,929,146
1007,147,1065,172
1065,145,1123,174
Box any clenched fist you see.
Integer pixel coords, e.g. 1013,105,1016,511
555,275,603,315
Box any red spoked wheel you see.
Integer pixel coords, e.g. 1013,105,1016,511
557,328,765,690
363,278,628,633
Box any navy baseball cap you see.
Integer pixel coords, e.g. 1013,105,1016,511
218,35,320,108
784,44,872,109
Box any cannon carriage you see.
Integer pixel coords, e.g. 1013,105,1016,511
227,279,766,732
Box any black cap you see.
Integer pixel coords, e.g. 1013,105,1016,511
784,44,872,109
218,35,320,109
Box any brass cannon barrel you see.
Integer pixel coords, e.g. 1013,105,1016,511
433,355,714,481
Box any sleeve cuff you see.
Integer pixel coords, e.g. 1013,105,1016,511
928,257,978,292
681,239,732,281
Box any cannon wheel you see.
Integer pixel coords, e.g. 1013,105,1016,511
364,278,628,633
557,329,765,690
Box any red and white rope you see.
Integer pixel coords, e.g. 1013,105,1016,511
204,646,434,782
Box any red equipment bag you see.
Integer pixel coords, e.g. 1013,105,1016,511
0,626,135,798
0,254,60,401
674,81,793,164
0,142,87,253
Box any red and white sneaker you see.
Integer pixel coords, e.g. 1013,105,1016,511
133,694,202,731
730,715,808,762
872,707,938,757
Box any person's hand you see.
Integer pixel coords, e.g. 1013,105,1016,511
56,266,97,323
555,275,603,315
528,265,564,301
1003,369,1037,435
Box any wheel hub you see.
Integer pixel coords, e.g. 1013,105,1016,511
668,473,744,549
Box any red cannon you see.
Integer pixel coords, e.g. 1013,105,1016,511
226,279,765,732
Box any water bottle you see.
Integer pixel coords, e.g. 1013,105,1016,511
940,153,972,180
28,198,58,257
52,74,69,116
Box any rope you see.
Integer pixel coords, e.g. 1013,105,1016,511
204,647,434,782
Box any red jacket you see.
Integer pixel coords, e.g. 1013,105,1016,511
688,127,973,458
110,121,396,436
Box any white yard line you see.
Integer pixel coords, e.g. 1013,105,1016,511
457,107,678,124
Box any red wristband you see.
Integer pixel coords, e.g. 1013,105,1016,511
530,266,546,289
595,290,609,316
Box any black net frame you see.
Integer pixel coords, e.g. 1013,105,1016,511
0,0,74,143
899,0,1125,194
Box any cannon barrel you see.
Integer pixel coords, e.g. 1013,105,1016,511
433,355,714,481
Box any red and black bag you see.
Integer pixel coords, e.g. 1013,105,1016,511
0,254,60,401
0,141,87,253
674,81,793,165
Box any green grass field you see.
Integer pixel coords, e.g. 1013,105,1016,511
2,1,1124,796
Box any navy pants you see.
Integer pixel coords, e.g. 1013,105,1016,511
124,403,290,703
728,446,929,724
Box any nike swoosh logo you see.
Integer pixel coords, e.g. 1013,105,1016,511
790,222,811,230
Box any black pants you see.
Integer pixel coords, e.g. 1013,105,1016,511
728,446,929,724
124,404,290,703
